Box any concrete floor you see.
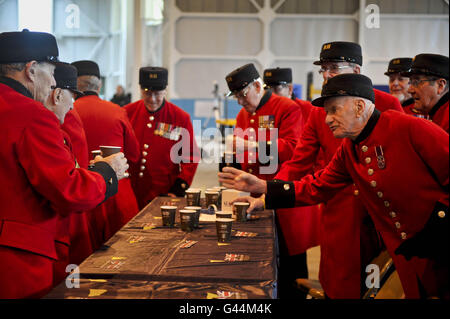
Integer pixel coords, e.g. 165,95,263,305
190,161,321,281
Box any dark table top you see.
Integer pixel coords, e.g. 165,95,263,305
46,196,277,299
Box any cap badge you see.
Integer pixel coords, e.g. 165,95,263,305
393,59,400,64
323,43,331,50
149,73,158,79
337,90,347,95
226,76,232,83
265,71,272,77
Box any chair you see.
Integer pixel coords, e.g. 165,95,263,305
295,250,403,299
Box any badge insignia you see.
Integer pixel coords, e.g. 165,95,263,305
375,146,385,169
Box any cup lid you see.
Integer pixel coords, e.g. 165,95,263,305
186,188,201,193
184,206,202,210
161,205,177,209
234,202,250,206
216,218,233,222
179,209,196,213
99,145,122,149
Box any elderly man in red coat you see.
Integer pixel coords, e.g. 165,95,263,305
125,67,200,210
72,60,141,247
260,66,320,298
220,73,449,299
403,53,449,133
0,30,128,298
241,42,403,299
384,57,417,115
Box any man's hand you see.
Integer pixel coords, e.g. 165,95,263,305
230,196,265,213
93,152,129,180
218,167,267,194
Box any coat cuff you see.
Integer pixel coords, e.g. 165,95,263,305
88,161,118,202
265,180,296,209
169,178,189,197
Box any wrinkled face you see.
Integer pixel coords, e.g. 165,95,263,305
45,88,75,124
234,81,262,114
319,61,357,84
407,75,443,113
388,73,411,103
141,88,166,112
32,62,56,104
324,97,360,139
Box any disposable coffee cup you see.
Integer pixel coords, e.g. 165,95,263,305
91,150,102,160
234,202,250,222
161,206,177,227
216,211,233,219
184,206,202,228
99,145,122,157
205,190,220,209
216,218,233,243
186,188,201,207
179,209,196,232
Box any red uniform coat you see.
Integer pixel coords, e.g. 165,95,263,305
428,94,449,133
280,110,448,298
0,80,112,299
235,91,320,256
60,109,94,266
274,89,404,298
294,97,313,126
75,93,141,246
125,99,200,209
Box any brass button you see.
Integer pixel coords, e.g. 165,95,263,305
140,165,145,171
249,136,255,140
438,210,446,218
249,128,255,132
370,181,377,188
147,123,152,128
248,169,253,173
250,119,255,124
395,222,401,229
362,145,368,152
252,112,256,116
144,144,149,149
139,172,144,178
284,184,290,191
149,116,155,121
142,151,148,156
249,152,253,157
141,159,147,164
248,160,252,164
384,201,390,207
368,169,374,176
377,191,383,198
365,157,372,164
267,141,272,145
354,189,359,196
389,211,397,218
401,232,407,240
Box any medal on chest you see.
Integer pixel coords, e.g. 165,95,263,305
154,122,181,141
258,115,275,129
374,145,385,169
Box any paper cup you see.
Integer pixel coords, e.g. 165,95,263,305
161,206,177,227
216,218,233,242
179,209,196,232
99,145,122,157
205,190,220,209
233,202,250,222
185,188,201,207
184,206,202,228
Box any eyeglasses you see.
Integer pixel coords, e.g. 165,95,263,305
318,65,353,75
233,82,254,100
408,78,436,87
143,89,165,98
